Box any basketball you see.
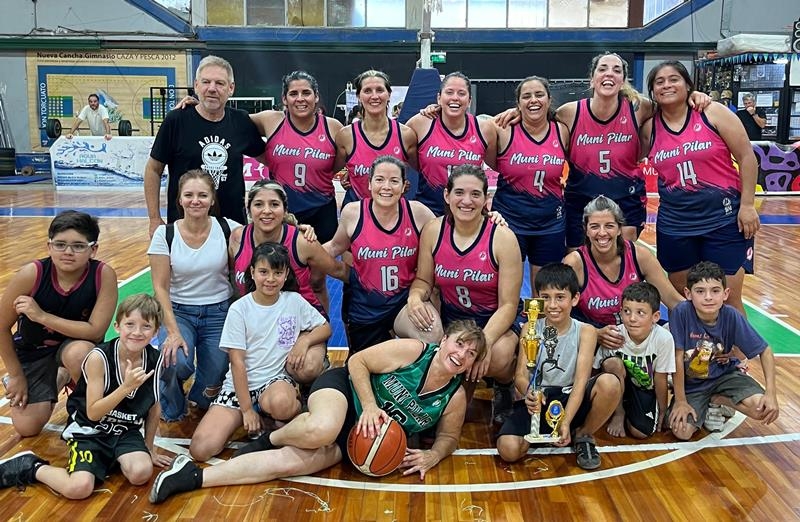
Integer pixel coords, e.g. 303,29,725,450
346,418,407,477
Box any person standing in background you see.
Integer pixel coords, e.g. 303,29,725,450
736,92,766,141
144,55,266,234
66,94,112,140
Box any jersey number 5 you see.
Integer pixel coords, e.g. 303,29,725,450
599,150,611,174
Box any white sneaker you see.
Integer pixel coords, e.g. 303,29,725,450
704,404,726,432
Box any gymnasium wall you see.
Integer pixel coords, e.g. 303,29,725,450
0,0,178,35
218,50,632,120
1,0,798,152
0,52,30,150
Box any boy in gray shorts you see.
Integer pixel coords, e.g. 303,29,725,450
668,262,779,439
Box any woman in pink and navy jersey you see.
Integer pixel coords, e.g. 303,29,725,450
641,61,759,315
406,72,497,216
559,53,646,248
496,53,709,249
563,196,683,350
493,76,568,292
229,180,349,384
334,70,418,206
402,165,522,422
324,156,436,355
251,71,342,245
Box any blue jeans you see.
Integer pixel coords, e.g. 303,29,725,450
159,300,230,421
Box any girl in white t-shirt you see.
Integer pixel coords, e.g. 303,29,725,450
188,242,331,462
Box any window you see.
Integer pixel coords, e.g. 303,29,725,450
508,0,547,28
643,0,683,25
287,0,325,26
468,0,507,28
367,0,405,27
208,0,245,25
589,0,628,28
248,0,286,25
328,0,366,26
432,0,467,28
548,0,587,28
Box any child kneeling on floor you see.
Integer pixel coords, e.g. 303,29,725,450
0,293,170,497
496,263,621,470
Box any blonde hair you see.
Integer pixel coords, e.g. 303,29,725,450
445,320,488,362
115,293,163,330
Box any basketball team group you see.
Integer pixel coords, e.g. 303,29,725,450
0,52,780,504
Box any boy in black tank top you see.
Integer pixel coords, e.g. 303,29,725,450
0,294,173,496
0,211,118,438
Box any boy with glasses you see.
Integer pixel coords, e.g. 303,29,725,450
0,210,118,437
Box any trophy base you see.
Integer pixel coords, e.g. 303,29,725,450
523,433,561,445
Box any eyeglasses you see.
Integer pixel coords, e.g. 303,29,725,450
48,240,96,253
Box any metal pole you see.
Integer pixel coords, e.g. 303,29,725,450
419,0,433,69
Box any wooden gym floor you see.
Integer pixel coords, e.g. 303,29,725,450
0,185,799,521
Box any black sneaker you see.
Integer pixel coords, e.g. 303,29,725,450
232,429,275,458
574,435,601,470
0,451,48,489
149,454,201,504
491,382,514,425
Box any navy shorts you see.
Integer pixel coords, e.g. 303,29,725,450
442,299,525,337
515,231,566,268
565,194,645,248
346,300,407,354
657,220,753,275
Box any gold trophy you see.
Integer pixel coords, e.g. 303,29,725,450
522,298,548,444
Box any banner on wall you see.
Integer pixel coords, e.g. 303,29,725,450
26,50,188,148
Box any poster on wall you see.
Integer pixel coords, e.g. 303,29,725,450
26,50,188,148
49,135,166,190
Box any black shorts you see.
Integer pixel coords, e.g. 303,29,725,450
294,199,338,245
65,429,149,483
346,300,407,354
13,339,72,404
622,377,658,436
308,367,358,457
497,376,598,437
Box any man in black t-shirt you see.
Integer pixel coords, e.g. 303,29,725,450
736,92,767,141
144,56,265,235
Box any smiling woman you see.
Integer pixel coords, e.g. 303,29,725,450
147,170,240,423
563,195,684,350
406,71,497,217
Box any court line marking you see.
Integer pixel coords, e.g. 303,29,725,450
2,406,795,493
637,240,800,337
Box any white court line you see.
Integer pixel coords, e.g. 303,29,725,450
3,412,798,493
118,267,151,287
636,240,800,337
